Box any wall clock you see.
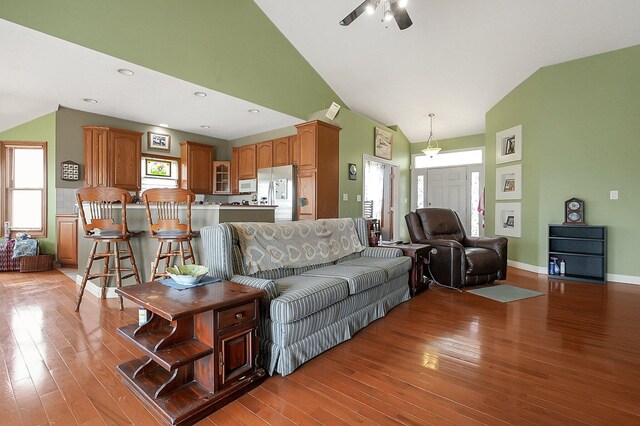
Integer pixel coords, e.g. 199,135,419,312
563,197,585,225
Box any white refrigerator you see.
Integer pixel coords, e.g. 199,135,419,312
257,165,297,222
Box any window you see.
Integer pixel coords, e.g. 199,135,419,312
1,142,47,237
414,149,483,169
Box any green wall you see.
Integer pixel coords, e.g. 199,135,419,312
307,110,411,241
0,0,344,120
486,44,640,276
410,133,485,155
0,112,57,254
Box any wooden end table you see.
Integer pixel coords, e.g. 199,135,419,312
380,243,431,296
115,281,266,425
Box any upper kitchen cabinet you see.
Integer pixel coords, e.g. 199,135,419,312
294,120,341,220
272,137,290,167
231,147,240,194
289,135,299,166
256,141,273,170
83,126,142,191
180,141,214,194
213,161,231,194
238,144,256,179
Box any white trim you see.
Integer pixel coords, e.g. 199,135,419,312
75,274,119,298
507,261,640,285
508,260,547,274
607,273,640,285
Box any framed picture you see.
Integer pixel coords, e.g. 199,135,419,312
145,159,172,177
495,202,521,238
496,164,522,200
148,132,171,151
374,127,392,160
496,125,522,164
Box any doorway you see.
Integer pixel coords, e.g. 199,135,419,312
363,155,399,241
412,149,484,236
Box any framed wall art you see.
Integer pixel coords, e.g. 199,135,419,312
495,202,521,238
148,132,171,151
496,164,522,200
496,125,522,164
145,159,172,177
374,127,392,160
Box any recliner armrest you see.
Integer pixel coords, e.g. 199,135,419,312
463,236,508,280
464,236,507,253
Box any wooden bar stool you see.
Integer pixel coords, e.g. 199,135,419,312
75,187,142,311
142,188,198,282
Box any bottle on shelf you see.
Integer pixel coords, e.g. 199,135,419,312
560,259,566,276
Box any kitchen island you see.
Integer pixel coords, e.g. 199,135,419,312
74,204,276,298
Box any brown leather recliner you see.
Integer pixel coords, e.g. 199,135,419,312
405,208,508,288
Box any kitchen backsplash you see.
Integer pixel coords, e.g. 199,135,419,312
56,188,78,214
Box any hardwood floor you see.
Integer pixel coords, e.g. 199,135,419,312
1,267,639,425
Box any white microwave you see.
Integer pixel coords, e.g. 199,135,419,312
238,179,257,193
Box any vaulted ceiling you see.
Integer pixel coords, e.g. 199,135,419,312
255,0,640,141
2,1,640,142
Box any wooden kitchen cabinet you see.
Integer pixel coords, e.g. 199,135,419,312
289,135,299,166
238,145,256,179
294,121,340,220
256,141,273,170
231,147,239,194
180,141,214,194
56,215,78,267
83,126,142,190
272,137,290,167
213,161,231,194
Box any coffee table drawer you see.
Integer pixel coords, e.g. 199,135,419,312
218,301,256,330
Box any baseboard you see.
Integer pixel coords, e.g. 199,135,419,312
74,275,118,298
606,273,640,285
507,260,547,274
507,261,640,286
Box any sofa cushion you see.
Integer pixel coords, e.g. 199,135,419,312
271,275,349,324
301,264,386,295
464,247,502,276
339,256,412,281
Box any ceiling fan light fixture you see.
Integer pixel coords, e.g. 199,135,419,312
398,0,408,8
383,1,393,21
365,0,379,15
421,113,441,158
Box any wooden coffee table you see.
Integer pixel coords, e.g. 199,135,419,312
380,243,432,296
115,280,266,425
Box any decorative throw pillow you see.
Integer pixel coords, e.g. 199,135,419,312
12,239,38,258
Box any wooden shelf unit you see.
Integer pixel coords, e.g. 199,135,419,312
115,281,265,425
548,224,607,284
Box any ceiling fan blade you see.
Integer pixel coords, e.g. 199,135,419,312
390,1,413,30
340,0,371,26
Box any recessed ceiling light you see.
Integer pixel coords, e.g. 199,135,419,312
248,109,260,113
194,92,207,97
117,68,135,76
200,125,211,129
83,98,98,104
159,123,169,128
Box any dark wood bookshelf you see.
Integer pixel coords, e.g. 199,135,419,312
548,224,606,284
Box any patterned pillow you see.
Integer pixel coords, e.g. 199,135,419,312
12,239,38,258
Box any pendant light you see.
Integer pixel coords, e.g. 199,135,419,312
421,113,441,158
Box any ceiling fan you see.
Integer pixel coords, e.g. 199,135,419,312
340,0,413,30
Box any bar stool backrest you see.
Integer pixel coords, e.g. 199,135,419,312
76,187,131,236
142,188,195,237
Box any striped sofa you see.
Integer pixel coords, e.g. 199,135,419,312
201,217,412,376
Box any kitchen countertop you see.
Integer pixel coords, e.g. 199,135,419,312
108,204,277,209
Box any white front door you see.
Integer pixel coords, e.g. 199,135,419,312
427,166,468,231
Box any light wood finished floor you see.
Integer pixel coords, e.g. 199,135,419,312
1,267,639,425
